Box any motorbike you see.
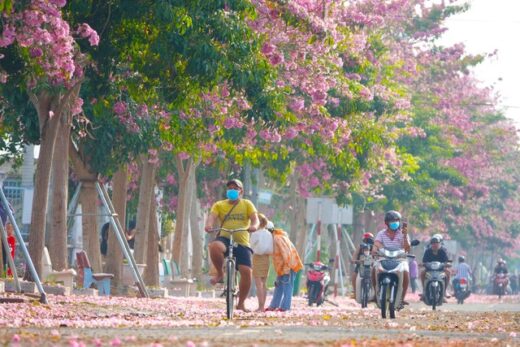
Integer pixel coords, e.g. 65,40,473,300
355,240,375,308
453,277,471,304
375,240,419,319
494,273,509,299
306,261,330,306
422,261,449,310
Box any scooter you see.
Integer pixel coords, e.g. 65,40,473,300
494,273,509,299
422,261,449,310
306,261,330,306
355,240,375,308
453,277,471,304
375,240,419,319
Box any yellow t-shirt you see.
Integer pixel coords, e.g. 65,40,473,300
210,199,257,247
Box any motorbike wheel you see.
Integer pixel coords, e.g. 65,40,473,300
361,279,369,308
389,283,396,319
380,283,388,319
431,284,438,311
308,284,316,306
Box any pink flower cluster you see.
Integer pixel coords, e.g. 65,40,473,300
0,0,99,87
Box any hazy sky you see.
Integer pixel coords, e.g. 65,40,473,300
441,0,520,127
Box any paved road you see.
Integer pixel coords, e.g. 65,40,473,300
408,301,520,312
1,300,518,346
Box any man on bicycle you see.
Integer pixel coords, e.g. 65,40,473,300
204,179,259,311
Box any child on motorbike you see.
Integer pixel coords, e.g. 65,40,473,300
265,224,303,312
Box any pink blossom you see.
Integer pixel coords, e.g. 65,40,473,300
113,101,127,115
269,53,284,66
178,152,190,160
166,174,176,185
261,43,275,55
71,97,84,116
289,98,305,113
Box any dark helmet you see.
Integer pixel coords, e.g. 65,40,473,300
458,256,465,262
430,235,441,244
384,210,401,223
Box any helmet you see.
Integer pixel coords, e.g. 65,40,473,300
498,259,506,265
432,233,443,242
362,232,374,240
384,210,401,223
458,256,465,262
430,236,441,244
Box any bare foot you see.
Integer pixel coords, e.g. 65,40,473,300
210,274,224,285
236,305,250,312
255,308,264,312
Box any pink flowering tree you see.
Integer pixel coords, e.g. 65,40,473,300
0,0,99,276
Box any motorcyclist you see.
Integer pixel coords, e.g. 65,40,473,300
452,256,472,292
494,259,508,275
420,235,450,301
351,232,374,299
371,210,411,306
492,259,509,294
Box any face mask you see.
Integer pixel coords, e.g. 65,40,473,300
388,221,400,231
226,189,239,201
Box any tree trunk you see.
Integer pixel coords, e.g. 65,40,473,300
190,172,204,281
69,138,101,272
144,195,159,286
26,83,82,280
26,93,61,279
172,155,199,277
80,181,102,272
48,117,72,270
134,155,156,264
105,165,128,287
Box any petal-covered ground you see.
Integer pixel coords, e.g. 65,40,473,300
0,293,518,346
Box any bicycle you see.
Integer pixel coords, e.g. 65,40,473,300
210,227,248,319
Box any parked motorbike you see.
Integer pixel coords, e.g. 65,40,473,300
375,240,419,319
355,240,375,308
422,261,449,310
494,273,509,299
453,277,471,304
306,261,330,306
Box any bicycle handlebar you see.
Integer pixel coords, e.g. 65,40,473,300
207,227,249,233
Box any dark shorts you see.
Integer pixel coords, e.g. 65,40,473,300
354,264,360,273
215,236,253,268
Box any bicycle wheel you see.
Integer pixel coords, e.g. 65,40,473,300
226,259,236,319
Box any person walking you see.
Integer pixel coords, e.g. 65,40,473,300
265,223,303,312
250,214,273,312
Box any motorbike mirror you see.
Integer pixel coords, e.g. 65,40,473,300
410,239,420,246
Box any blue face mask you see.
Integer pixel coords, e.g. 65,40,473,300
226,189,240,201
388,221,400,231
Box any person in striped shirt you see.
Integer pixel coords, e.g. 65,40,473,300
453,256,472,281
371,210,411,305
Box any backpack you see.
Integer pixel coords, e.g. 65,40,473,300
250,228,273,255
